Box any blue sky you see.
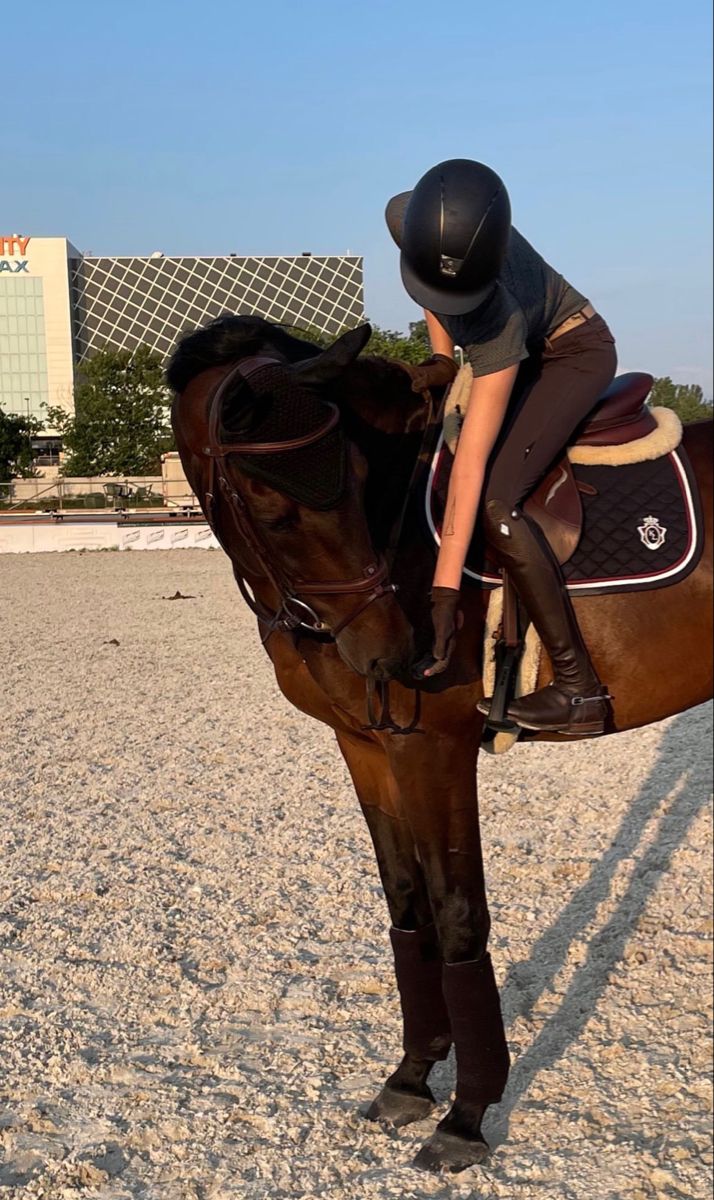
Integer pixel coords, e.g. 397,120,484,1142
3,0,712,393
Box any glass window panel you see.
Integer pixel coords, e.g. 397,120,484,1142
0,278,48,416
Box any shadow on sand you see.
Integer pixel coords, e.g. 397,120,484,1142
488,705,713,1147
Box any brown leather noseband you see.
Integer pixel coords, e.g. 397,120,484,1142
200,356,397,643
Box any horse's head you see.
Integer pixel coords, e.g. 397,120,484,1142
169,317,414,681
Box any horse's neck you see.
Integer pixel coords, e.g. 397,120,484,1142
341,357,427,436
340,358,431,553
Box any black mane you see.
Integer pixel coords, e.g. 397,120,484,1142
166,315,322,393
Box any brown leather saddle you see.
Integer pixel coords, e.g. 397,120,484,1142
524,372,655,564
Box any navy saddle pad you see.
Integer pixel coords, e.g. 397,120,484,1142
426,436,704,596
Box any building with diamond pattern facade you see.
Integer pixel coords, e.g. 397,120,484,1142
0,235,364,430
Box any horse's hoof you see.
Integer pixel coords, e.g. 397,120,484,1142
413,1130,490,1173
365,1084,436,1128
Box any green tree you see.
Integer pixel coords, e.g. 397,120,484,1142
649,377,713,423
46,345,174,476
0,409,41,483
362,319,430,363
288,317,431,361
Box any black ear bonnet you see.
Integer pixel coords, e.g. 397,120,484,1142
219,363,346,510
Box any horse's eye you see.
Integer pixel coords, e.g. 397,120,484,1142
263,513,297,533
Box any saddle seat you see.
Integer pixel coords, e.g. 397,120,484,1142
523,372,655,564
575,372,655,446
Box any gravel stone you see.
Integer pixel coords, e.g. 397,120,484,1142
0,550,711,1199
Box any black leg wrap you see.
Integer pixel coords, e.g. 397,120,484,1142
390,925,452,1061
442,955,510,1105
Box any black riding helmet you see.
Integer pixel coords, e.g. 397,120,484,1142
387,159,512,316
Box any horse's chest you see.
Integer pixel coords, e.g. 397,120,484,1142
269,635,364,731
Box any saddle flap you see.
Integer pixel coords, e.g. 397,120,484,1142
524,456,583,565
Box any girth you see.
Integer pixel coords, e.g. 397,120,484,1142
199,355,397,643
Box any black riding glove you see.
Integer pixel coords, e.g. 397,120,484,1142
413,587,462,678
402,354,459,395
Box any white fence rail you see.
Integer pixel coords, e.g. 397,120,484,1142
0,519,219,554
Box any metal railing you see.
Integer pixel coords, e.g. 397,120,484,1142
0,479,161,513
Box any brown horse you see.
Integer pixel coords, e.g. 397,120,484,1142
168,316,713,1173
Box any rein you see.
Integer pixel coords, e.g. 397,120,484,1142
363,381,441,736
385,384,438,570
199,356,398,644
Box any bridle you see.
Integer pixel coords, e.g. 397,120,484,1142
199,355,398,645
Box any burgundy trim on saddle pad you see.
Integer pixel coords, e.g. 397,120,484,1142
425,433,704,596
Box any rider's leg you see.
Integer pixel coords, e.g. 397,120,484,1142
478,315,617,734
483,501,611,732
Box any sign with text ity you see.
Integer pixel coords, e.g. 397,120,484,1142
0,235,31,271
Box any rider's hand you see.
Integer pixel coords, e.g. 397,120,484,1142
401,354,459,395
413,587,463,678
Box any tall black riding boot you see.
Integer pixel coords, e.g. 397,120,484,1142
480,499,610,735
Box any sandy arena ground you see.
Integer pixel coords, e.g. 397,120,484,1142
0,549,712,1200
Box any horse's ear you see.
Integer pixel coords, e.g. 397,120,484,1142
220,378,264,439
293,323,372,384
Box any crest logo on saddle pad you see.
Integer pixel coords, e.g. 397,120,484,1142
638,515,667,550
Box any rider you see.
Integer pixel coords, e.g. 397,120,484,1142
386,158,616,736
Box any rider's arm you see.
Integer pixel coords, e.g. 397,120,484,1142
432,364,519,590
425,309,455,358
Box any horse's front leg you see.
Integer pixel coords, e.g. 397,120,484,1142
335,729,452,1127
388,725,510,1173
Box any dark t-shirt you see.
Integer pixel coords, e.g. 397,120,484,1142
436,228,588,377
